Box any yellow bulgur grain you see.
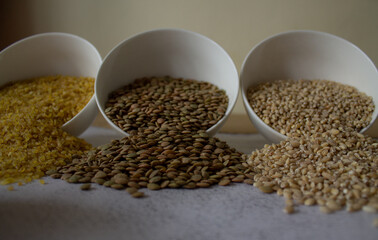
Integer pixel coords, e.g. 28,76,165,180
0,75,94,185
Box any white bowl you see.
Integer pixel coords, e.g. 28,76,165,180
240,30,378,143
96,28,239,137
0,32,102,136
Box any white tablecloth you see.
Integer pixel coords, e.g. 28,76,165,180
0,126,376,240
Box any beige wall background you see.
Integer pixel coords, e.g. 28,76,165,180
1,0,377,135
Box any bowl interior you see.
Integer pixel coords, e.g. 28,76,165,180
0,32,102,136
241,30,378,142
96,29,239,136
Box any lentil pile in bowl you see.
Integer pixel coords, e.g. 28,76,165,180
0,75,94,186
104,76,228,134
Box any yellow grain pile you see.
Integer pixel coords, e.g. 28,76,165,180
0,75,94,185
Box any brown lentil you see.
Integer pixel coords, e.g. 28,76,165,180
131,191,145,198
126,187,138,195
105,76,228,133
51,129,248,195
80,183,91,191
0,75,94,185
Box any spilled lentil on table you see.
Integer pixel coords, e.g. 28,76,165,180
50,128,251,197
49,76,252,197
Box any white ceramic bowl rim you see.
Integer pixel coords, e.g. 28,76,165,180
0,32,102,136
96,27,239,137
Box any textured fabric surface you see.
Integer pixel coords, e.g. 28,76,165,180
0,126,376,240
